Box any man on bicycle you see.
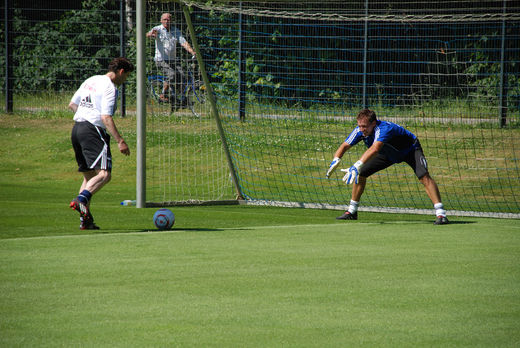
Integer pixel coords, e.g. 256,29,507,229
147,12,196,108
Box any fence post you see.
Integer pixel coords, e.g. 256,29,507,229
362,0,368,109
499,0,507,127
238,1,246,121
120,0,127,117
4,0,13,113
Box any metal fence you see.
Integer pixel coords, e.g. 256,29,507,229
2,0,134,115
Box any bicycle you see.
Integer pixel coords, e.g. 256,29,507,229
148,62,206,117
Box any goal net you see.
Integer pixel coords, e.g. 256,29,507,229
143,0,520,217
145,1,238,206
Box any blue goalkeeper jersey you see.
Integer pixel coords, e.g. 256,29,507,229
345,120,418,163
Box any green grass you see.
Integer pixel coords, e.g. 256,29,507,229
1,216,520,347
5,95,520,212
1,112,520,347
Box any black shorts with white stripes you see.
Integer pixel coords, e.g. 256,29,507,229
71,121,112,172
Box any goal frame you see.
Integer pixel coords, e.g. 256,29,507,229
136,0,520,219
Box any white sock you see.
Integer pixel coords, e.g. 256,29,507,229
348,200,359,214
434,203,446,217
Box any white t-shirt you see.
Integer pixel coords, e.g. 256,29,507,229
150,25,187,61
71,75,118,128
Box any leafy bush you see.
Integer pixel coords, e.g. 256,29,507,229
13,0,121,93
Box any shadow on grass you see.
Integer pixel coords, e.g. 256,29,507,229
92,227,252,234
420,219,477,225
437,220,476,225
360,219,478,225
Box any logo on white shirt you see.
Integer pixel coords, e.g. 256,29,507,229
79,94,93,109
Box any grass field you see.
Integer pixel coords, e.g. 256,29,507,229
1,112,519,347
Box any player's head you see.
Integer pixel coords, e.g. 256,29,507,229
160,13,172,29
356,109,377,136
108,57,134,85
108,57,134,74
357,109,377,123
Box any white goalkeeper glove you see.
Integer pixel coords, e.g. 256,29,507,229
326,157,341,178
341,160,364,185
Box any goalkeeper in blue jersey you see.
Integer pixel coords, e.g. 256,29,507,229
326,109,449,225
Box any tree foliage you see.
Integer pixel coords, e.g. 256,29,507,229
3,0,518,113
12,0,122,93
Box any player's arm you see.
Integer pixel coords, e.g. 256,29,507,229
69,87,82,113
326,142,352,178
181,41,196,57
68,102,78,113
342,141,383,184
101,114,130,156
359,140,383,163
146,29,157,38
334,141,351,159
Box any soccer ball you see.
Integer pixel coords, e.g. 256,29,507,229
153,208,175,230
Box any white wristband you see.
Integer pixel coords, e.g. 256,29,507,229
353,160,364,170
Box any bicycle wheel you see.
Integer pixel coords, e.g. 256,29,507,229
186,80,206,118
148,76,164,104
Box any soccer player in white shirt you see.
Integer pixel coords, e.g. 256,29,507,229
68,57,134,230
147,12,196,106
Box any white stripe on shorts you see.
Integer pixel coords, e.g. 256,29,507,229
90,126,109,170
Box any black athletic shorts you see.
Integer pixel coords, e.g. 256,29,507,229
71,121,112,172
359,139,429,179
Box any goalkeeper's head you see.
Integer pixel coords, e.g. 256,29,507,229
357,109,377,123
357,109,378,137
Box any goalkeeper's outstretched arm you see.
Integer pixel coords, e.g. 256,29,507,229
333,142,351,159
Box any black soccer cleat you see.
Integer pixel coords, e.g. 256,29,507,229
80,220,100,230
70,197,90,218
434,216,449,225
336,211,358,220
80,215,100,230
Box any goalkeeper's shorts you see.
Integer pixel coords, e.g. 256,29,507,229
360,140,428,179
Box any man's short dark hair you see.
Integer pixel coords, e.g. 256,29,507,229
357,109,377,123
108,57,134,73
